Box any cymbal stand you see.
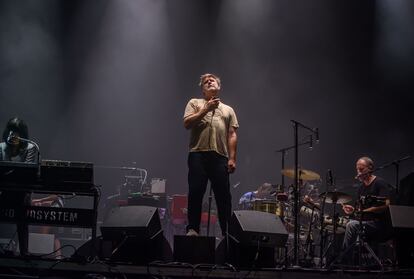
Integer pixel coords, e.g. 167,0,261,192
276,141,314,189
285,192,317,265
303,206,317,263
321,194,339,266
321,170,341,267
319,194,327,268
319,170,330,267
285,224,310,265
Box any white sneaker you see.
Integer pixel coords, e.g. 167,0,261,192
186,229,199,236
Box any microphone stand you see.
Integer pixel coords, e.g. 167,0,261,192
319,194,327,268
206,184,213,236
276,136,318,266
290,120,319,267
276,138,314,189
373,155,411,194
16,137,41,179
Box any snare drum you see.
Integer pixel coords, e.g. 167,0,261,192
276,192,288,202
253,200,284,217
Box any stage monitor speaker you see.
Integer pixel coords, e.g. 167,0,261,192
99,205,172,264
389,205,414,229
216,210,288,268
229,210,288,248
398,173,414,206
72,236,112,262
101,205,161,240
389,205,414,268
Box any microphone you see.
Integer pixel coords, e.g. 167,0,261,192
309,135,313,150
232,182,241,189
6,131,14,144
355,170,372,180
10,135,42,178
315,128,319,143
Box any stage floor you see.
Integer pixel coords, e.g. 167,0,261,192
0,256,414,279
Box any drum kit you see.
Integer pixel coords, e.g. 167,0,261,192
246,167,354,266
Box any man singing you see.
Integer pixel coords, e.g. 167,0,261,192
183,73,239,236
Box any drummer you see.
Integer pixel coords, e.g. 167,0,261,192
280,168,321,206
341,157,395,256
239,182,275,210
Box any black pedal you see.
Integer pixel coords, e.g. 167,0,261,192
173,235,215,264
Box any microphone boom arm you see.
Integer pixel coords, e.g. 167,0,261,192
16,137,41,178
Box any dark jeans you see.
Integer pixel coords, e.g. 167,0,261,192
187,151,231,235
342,219,384,251
334,218,395,266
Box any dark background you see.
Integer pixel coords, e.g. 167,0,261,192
1,0,413,210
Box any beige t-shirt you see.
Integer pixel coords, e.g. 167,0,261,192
184,98,239,158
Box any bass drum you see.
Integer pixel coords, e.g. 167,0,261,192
252,199,284,217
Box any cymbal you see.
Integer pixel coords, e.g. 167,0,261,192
319,191,352,204
281,168,320,181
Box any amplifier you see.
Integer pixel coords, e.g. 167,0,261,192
57,227,92,241
127,193,167,208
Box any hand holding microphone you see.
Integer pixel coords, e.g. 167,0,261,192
206,96,220,115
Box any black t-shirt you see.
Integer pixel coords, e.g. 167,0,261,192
358,177,393,200
357,176,395,224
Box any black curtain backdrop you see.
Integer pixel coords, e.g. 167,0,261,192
1,0,413,213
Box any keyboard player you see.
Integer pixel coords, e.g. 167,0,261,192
0,117,37,255
0,117,61,256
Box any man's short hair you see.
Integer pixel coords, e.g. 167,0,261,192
258,182,273,194
198,73,221,88
359,156,374,170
